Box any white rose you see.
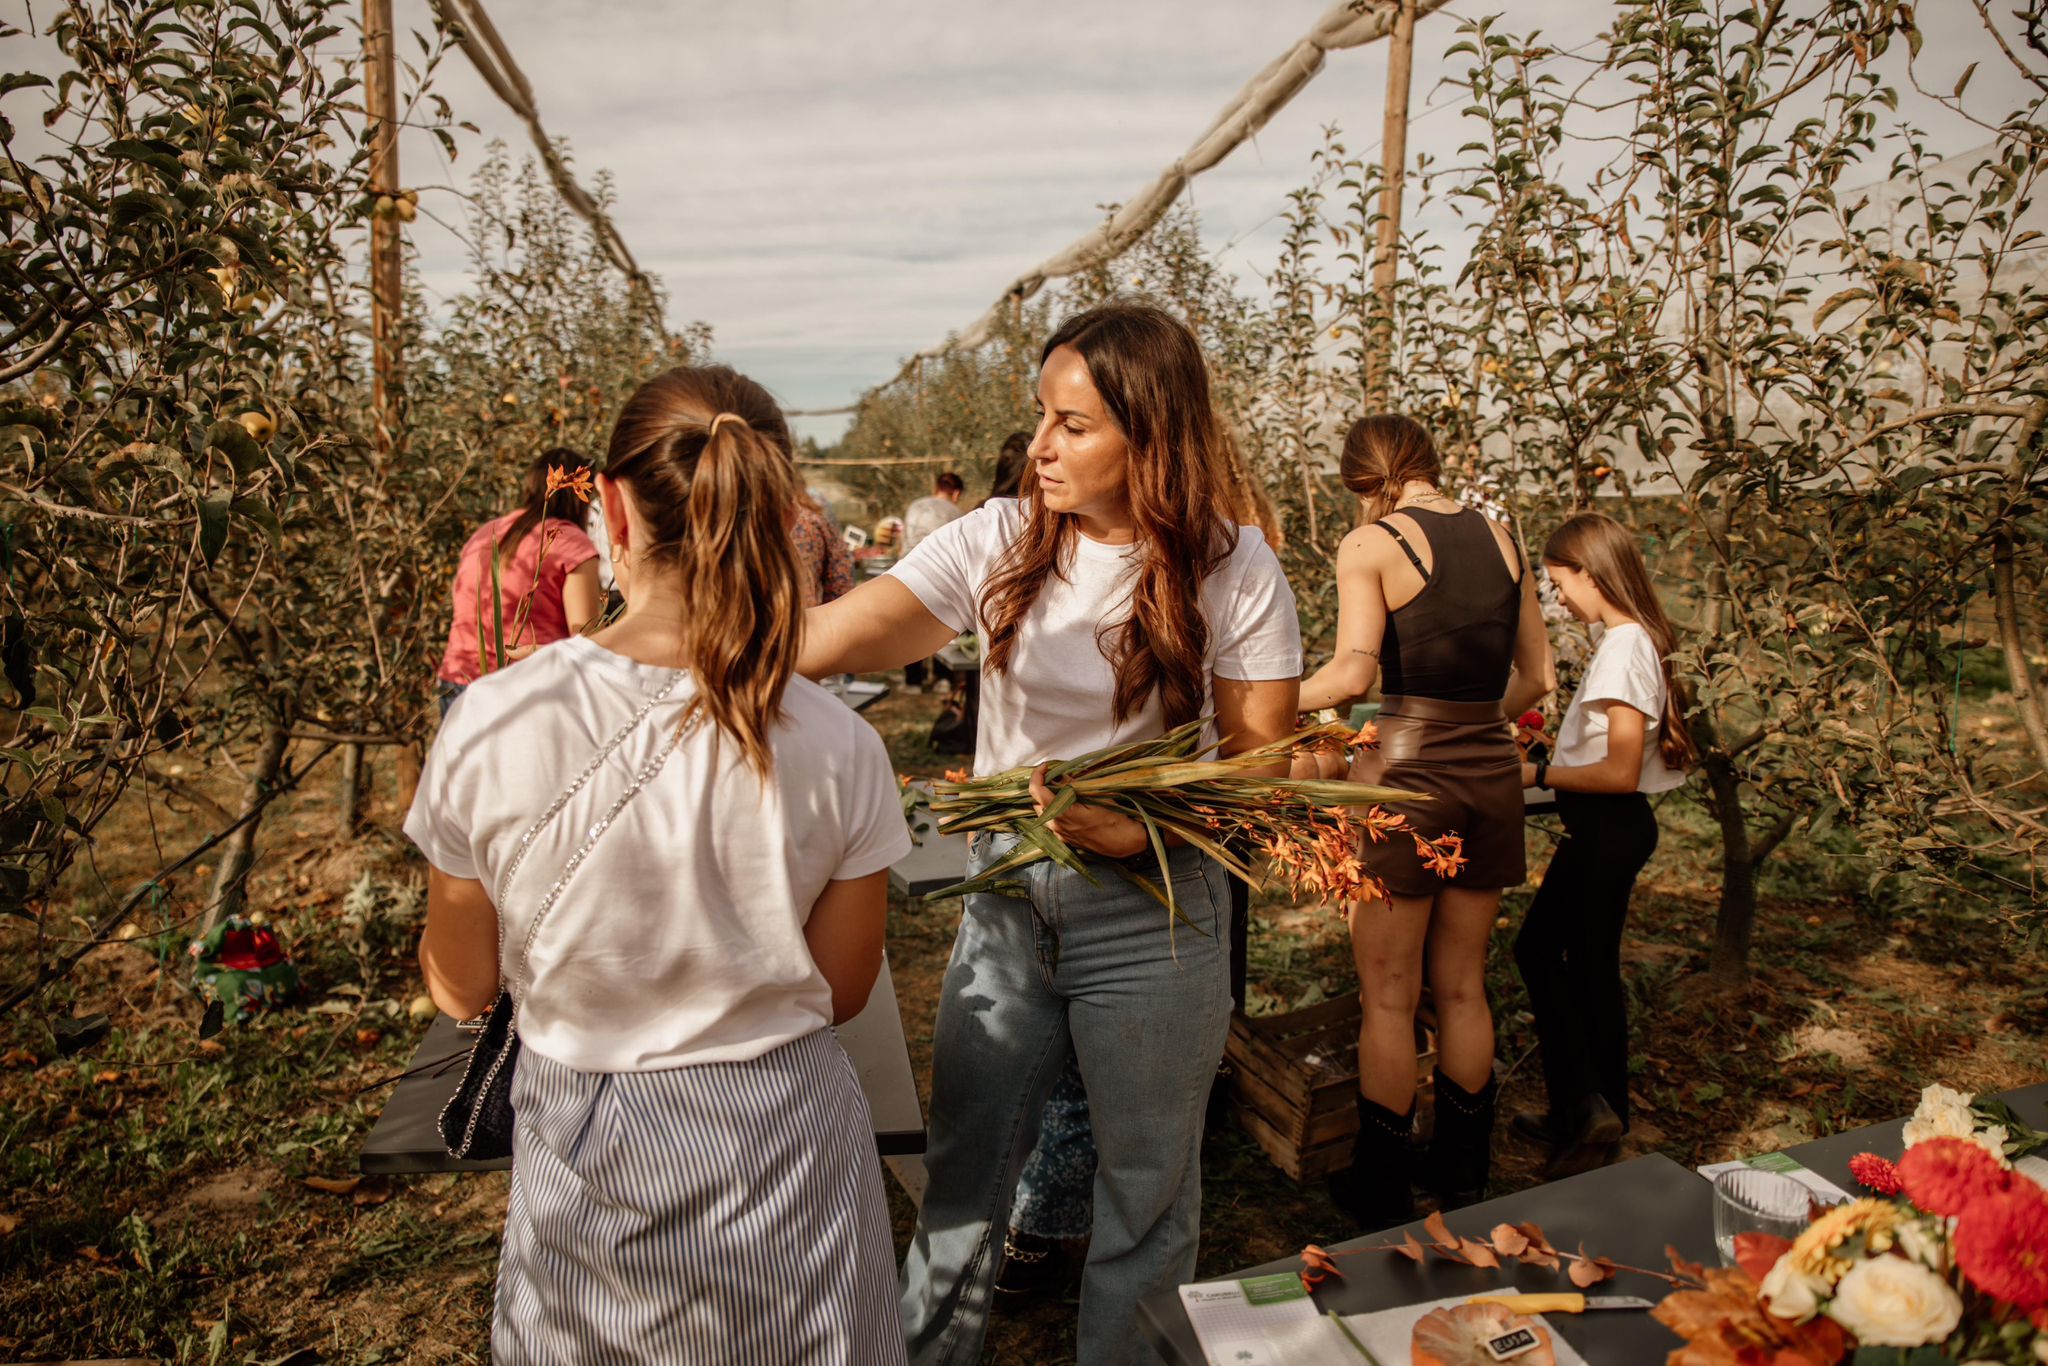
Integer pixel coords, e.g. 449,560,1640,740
1903,1092,1977,1148
1917,1083,1976,1115
1824,1257,1964,1348
1760,1254,1827,1323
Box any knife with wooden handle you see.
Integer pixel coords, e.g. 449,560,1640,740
1467,1293,1656,1314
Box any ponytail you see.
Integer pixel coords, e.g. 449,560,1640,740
1542,511,1699,771
606,369,805,774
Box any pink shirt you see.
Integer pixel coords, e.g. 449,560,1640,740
437,512,598,685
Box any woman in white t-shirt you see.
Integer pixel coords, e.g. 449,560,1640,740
407,365,911,1365
1515,511,1695,1181
800,302,1302,1366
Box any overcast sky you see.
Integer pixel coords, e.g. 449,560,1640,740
5,1,2024,444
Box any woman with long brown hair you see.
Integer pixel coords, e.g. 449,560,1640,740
408,366,910,1363
800,302,1301,1365
1296,414,1554,1229
1513,511,1693,1177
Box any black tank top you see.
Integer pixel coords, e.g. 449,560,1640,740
1376,508,1522,703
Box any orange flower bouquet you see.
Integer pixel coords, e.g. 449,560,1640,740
920,717,1465,929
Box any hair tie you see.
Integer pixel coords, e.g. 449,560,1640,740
707,412,747,438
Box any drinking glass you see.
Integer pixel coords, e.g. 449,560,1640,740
1712,1167,1812,1265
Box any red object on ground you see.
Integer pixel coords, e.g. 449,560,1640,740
216,924,285,972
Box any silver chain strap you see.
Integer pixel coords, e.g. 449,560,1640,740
491,670,687,1009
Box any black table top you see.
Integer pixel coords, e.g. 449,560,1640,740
1140,1153,1718,1365
1773,1080,2048,1194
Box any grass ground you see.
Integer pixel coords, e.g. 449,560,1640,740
1,684,2042,1364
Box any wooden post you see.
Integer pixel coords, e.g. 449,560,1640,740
364,0,404,466
1366,0,1418,405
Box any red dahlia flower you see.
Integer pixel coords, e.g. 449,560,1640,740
1952,1179,2048,1310
1896,1136,2012,1218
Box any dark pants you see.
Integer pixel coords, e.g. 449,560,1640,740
905,657,955,690
1513,790,1658,1130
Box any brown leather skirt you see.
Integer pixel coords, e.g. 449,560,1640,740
1348,695,1527,895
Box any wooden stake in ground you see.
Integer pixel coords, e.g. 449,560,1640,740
364,0,404,467
1366,0,1418,405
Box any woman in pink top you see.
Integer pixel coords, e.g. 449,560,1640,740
437,449,604,705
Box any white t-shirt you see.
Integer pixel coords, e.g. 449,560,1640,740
1553,621,1685,793
902,494,964,552
889,499,1303,775
403,636,911,1072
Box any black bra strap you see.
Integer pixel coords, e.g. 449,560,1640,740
1376,520,1432,582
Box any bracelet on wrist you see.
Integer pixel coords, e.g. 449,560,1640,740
1533,757,1551,790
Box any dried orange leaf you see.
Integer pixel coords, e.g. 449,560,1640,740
1490,1223,1531,1256
352,1176,394,1207
1732,1232,1792,1286
1423,1209,1458,1249
1396,1231,1426,1263
1567,1246,1617,1288
303,1175,361,1196
1458,1237,1502,1268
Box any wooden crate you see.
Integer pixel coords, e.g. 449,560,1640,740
1223,996,1436,1183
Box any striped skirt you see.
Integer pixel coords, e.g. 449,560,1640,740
495,1028,906,1365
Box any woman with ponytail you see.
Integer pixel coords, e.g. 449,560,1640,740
1297,414,1554,1230
406,366,910,1364
801,301,1302,1366
1513,510,1694,1179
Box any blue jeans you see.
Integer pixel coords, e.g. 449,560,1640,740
900,833,1232,1366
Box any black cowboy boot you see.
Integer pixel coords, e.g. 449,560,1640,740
1328,1093,1417,1231
1426,1067,1498,1210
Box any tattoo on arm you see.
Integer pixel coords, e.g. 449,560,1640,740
1350,646,1380,660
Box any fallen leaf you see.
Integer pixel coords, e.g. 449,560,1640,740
1,1047,37,1068
354,1028,383,1048
302,1175,362,1197
0,1213,19,1236
352,1176,394,1207
93,1069,120,1085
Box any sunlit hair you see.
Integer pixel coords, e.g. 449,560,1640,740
1542,511,1698,770
605,366,804,773
981,301,1238,728
500,446,594,560
990,431,1032,499
1340,414,1443,523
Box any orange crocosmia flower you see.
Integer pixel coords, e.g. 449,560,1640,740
545,464,595,503
942,768,971,783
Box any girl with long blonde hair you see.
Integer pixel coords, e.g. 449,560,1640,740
409,366,910,1363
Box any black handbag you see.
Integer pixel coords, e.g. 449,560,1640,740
438,674,684,1161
